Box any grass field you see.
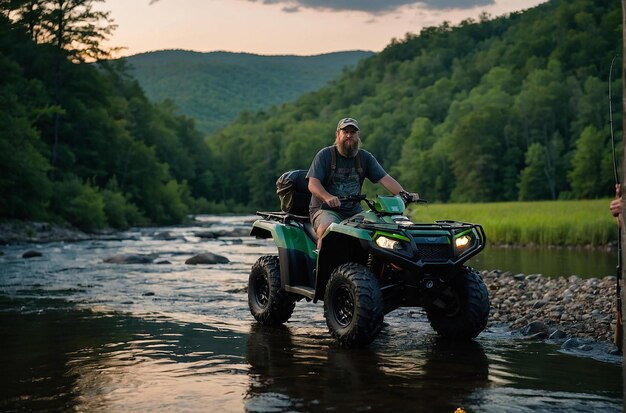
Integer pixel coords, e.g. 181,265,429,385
407,199,618,246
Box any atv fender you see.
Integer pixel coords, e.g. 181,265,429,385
251,219,317,292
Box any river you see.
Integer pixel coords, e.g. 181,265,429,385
0,215,622,412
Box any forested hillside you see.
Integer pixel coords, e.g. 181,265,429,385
0,0,227,230
125,50,374,134
0,0,622,230
207,0,622,209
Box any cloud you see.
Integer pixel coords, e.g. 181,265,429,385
147,0,496,14
254,0,495,13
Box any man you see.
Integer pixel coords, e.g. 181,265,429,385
307,117,419,249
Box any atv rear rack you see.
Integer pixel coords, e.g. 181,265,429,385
256,211,310,223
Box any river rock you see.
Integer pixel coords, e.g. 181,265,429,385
221,227,250,237
103,254,156,264
549,329,567,340
195,230,224,239
153,231,177,240
561,337,581,349
520,320,548,336
185,252,229,265
481,270,619,345
22,250,42,258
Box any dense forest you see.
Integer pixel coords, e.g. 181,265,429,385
0,0,622,230
207,0,622,209
0,0,224,230
126,50,374,134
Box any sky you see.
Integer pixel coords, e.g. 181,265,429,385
100,0,548,58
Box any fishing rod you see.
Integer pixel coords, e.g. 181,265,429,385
609,54,622,351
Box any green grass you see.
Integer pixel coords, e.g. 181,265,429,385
407,199,618,246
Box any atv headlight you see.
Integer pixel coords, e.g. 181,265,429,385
455,235,471,248
453,232,475,256
376,236,401,251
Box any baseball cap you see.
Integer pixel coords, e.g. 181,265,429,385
337,117,359,131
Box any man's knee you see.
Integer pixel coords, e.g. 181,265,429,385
312,210,343,236
316,222,331,237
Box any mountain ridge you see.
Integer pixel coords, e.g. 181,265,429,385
124,49,375,134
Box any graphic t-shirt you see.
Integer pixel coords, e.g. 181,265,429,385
306,146,387,217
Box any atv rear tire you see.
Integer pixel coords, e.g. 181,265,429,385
324,263,384,347
248,255,295,325
426,267,489,339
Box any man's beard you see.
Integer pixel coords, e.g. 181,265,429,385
337,137,361,158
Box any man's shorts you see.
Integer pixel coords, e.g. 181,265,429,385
311,209,346,232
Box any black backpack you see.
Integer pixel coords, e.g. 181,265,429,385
276,169,310,216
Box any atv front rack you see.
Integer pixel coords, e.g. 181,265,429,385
351,220,482,233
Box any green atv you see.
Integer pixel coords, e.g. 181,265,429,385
248,193,489,347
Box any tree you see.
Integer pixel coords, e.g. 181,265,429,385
518,143,552,200
568,125,605,198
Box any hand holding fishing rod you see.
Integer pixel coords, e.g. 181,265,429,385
610,184,622,225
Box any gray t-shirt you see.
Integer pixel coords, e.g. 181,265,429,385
307,145,387,217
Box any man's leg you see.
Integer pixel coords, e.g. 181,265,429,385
311,210,343,250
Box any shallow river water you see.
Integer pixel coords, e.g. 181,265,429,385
0,215,622,412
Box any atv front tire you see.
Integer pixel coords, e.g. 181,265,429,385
426,267,489,339
248,255,295,325
324,263,384,347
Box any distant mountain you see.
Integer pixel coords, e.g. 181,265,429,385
124,49,375,134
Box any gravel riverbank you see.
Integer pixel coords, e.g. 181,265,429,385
481,269,620,349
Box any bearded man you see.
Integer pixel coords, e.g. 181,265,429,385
307,117,419,249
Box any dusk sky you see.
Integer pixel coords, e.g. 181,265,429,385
100,0,548,57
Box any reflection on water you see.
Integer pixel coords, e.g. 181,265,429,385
245,323,621,413
0,301,621,412
469,245,618,278
246,324,490,412
0,216,622,412
0,304,249,412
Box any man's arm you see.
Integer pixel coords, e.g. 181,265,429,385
378,174,419,201
309,177,341,208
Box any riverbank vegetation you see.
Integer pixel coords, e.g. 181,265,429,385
0,0,622,236
409,198,617,246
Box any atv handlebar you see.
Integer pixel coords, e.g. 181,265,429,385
335,194,427,209
398,191,427,205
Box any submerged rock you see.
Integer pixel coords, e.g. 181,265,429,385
195,230,223,239
561,337,581,349
153,231,177,240
549,329,568,340
520,320,549,337
185,252,229,265
103,254,156,264
22,250,42,259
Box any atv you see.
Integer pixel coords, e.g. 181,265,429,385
247,193,489,347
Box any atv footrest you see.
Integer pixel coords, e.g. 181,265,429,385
284,285,315,300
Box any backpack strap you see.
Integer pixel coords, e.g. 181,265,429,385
354,150,364,182
326,146,337,187
326,145,364,186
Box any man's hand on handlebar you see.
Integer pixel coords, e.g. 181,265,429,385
324,195,341,208
399,191,420,204
323,194,367,208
